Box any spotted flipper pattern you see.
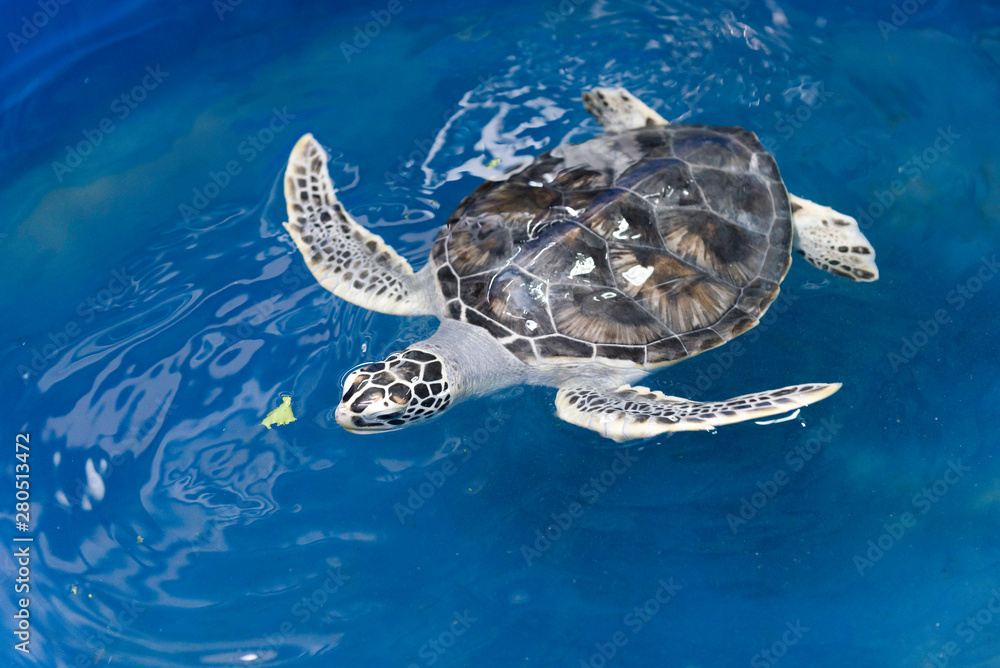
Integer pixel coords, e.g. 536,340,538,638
283,134,431,315
789,194,879,282
555,382,841,442
582,87,669,133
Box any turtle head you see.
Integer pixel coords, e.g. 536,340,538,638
335,348,453,433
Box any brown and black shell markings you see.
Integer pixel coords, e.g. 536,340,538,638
430,124,792,369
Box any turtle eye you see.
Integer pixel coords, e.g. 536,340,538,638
342,375,367,403
350,387,385,414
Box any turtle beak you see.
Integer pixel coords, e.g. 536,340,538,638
334,403,356,430
335,387,408,433
336,406,389,433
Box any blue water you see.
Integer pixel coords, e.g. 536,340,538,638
2,0,1000,665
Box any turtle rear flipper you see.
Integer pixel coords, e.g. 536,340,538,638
789,195,879,282
582,87,669,132
283,134,432,315
555,383,841,442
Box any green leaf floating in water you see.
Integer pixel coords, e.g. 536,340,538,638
486,157,501,168
262,395,296,429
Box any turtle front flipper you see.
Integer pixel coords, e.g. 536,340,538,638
555,383,841,442
789,194,879,282
582,87,669,132
283,134,432,315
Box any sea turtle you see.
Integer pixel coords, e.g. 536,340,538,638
281,88,878,442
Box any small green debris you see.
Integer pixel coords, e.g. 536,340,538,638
262,395,296,429
486,157,501,168
136,535,143,544
71,585,78,595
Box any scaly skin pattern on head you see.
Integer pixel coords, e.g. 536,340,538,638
335,349,452,432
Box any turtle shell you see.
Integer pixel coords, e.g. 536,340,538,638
429,124,791,368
